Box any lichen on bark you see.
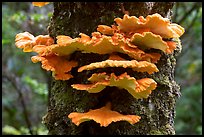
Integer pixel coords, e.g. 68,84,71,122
43,2,181,135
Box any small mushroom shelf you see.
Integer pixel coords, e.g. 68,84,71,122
15,13,184,127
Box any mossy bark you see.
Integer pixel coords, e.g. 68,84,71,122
42,2,181,135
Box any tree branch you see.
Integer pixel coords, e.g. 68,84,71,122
185,7,200,34
177,3,199,24
2,69,34,135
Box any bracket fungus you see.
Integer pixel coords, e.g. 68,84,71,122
15,32,35,52
78,59,159,74
72,72,157,99
15,32,54,52
32,2,50,7
15,12,184,127
68,102,141,127
51,32,161,63
31,55,78,80
130,32,177,54
114,13,185,38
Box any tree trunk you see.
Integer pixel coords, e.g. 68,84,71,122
43,2,181,135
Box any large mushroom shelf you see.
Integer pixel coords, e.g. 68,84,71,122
15,13,184,127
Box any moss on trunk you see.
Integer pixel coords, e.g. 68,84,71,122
42,2,181,135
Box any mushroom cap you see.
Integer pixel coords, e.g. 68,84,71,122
15,32,35,52
97,25,114,35
72,72,157,99
114,13,185,38
15,32,54,53
31,55,78,80
78,59,159,74
68,102,141,127
131,32,177,53
32,2,49,7
51,33,161,63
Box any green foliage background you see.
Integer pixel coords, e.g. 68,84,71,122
2,2,202,135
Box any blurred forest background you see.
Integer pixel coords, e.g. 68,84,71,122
2,2,202,135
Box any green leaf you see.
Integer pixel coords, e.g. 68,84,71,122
3,125,21,135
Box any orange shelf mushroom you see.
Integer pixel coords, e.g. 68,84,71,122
32,44,55,56
68,102,141,127
51,32,161,63
130,32,177,54
31,55,78,80
114,13,185,38
15,13,185,127
15,32,35,52
97,25,114,35
34,34,55,46
32,2,50,7
78,59,159,74
15,32,54,52
72,73,157,99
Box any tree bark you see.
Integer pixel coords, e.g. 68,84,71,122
43,2,181,135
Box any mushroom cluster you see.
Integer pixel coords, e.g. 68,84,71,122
15,13,184,127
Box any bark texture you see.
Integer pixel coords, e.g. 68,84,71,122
42,2,181,135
